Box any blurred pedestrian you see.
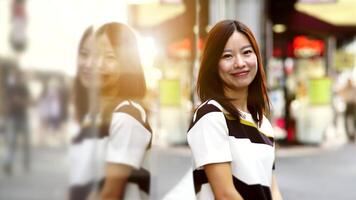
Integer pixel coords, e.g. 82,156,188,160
187,20,283,200
69,22,151,200
339,78,356,142
37,79,62,140
3,67,31,175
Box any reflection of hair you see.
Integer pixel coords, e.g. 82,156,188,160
197,19,270,125
96,22,147,136
96,22,146,99
74,26,93,122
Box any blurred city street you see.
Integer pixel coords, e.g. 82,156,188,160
0,145,69,200
276,143,356,200
1,140,356,200
1,0,356,200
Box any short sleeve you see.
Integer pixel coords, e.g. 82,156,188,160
106,112,151,169
187,111,232,169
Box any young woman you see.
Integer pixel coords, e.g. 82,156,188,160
187,20,283,200
69,22,151,200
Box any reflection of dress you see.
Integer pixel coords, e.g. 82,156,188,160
187,100,275,200
69,100,152,200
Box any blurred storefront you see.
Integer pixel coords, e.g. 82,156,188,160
268,0,356,145
1,1,356,199
1,0,356,147
128,0,268,146
125,0,207,145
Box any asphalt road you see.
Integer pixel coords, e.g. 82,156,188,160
1,143,355,200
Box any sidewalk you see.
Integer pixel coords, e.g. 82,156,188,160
0,146,69,200
276,143,344,158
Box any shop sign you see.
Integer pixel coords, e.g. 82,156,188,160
159,79,181,106
308,77,332,105
293,36,324,58
298,0,336,3
333,51,355,70
168,37,203,58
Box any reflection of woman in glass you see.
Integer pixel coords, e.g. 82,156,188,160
69,22,151,200
69,26,96,200
187,20,283,200
97,22,151,200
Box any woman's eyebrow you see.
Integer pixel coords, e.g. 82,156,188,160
241,45,252,51
102,49,116,54
222,49,233,53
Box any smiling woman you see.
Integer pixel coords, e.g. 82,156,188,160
187,19,283,200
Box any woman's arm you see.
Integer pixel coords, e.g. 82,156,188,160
100,163,133,200
271,174,283,200
204,162,244,200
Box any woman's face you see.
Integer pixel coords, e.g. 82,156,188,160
78,33,95,88
94,33,121,92
218,31,258,95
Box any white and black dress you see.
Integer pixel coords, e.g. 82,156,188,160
69,100,152,200
187,100,275,200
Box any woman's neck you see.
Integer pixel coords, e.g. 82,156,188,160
99,96,121,113
224,87,248,113
87,88,100,115
101,87,118,98
86,88,118,115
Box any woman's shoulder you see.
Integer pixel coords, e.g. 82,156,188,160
196,99,224,112
259,115,274,138
114,100,147,123
191,99,225,123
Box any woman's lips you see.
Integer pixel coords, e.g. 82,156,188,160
231,70,249,77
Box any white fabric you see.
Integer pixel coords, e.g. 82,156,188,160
69,138,107,185
69,100,151,190
106,112,151,169
229,139,274,186
188,100,276,199
187,111,232,169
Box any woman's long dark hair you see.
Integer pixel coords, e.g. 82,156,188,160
96,22,146,100
74,23,147,136
95,22,147,136
74,26,93,123
197,19,270,126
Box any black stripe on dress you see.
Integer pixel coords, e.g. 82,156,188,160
192,169,272,200
232,176,272,200
225,118,274,146
128,167,151,194
115,104,152,133
188,102,221,131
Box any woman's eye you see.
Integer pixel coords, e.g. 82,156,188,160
222,54,232,59
105,54,116,60
79,51,89,57
243,50,253,55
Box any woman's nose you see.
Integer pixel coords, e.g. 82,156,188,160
90,56,101,71
85,57,94,68
234,55,245,68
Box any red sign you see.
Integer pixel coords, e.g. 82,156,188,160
293,36,324,57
